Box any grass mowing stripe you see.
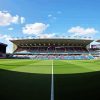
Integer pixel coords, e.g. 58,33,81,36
9,60,52,74
0,60,42,70
64,60,100,72
62,60,95,71
54,60,93,74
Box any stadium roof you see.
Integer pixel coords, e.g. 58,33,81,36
96,40,100,42
0,42,7,46
10,38,93,47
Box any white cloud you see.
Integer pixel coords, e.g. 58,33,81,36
0,34,13,53
11,15,19,24
38,33,55,38
48,14,52,17
48,14,57,20
22,23,49,35
21,17,25,24
22,22,57,39
0,34,12,41
68,26,98,36
8,27,13,31
0,11,25,26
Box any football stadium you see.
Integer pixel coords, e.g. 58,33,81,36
0,38,100,100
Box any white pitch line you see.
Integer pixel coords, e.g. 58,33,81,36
51,60,54,100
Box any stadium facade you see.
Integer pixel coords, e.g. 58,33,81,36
0,42,7,58
10,38,94,60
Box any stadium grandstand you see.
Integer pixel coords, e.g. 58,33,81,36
96,40,100,42
0,42,7,58
88,40,100,58
10,38,94,60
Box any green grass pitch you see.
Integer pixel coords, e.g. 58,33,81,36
0,59,100,100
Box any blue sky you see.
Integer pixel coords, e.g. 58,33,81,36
0,0,100,52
